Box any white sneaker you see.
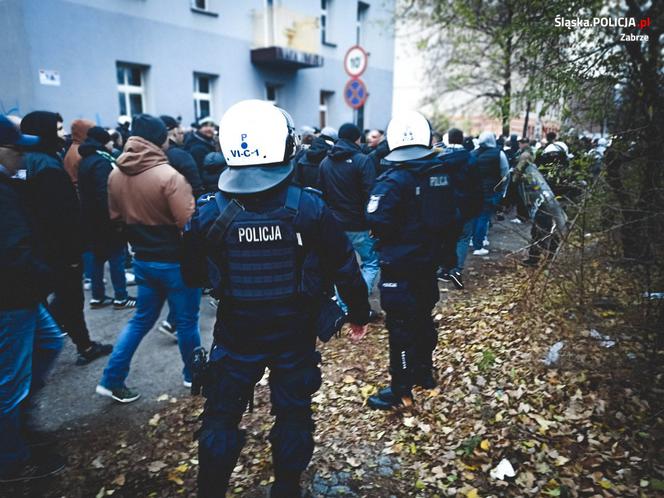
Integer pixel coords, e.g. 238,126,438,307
83,278,92,291
158,321,178,343
483,238,490,247
510,218,523,224
183,380,192,388
473,248,489,256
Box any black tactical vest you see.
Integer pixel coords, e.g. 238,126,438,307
210,186,302,302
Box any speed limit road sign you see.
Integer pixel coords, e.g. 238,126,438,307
344,45,368,77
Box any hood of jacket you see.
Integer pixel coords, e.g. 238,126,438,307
79,137,108,158
304,136,332,164
63,119,96,184
70,119,95,144
20,111,64,155
116,136,169,176
327,138,361,161
478,131,497,148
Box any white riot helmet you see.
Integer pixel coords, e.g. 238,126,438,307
218,99,297,194
543,141,574,159
384,110,434,162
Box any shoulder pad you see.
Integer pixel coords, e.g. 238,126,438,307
303,186,323,197
376,167,399,182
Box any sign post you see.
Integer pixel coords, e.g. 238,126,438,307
343,45,369,128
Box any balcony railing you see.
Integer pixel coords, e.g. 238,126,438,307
250,6,323,70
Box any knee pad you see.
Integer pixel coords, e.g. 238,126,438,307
269,355,322,418
203,363,255,419
198,423,246,463
269,418,315,473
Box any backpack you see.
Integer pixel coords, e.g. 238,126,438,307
411,162,458,232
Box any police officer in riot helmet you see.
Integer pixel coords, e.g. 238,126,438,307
366,111,444,410
181,100,370,497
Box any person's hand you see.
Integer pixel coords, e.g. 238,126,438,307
349,323,369,343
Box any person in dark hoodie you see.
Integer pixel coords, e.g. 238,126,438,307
161,115,204,198
96,114,200,403
20,111,112,366
293,127,336,189
0,115,66,483
318,123,379,314
78,126,136,309
434,128,481,290
184,117,217,173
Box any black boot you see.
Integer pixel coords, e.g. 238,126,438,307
271,471,301,498
367,386,413,410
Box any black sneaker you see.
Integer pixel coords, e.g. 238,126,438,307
437,268,452,282
113,297,136,309
89,296,113,309
22,429,57,449
158,320,178,342
367,386,413,410
76,341,113,366
369,309,382,323
449,270,464,290
95,384,141,403
0,452,66,483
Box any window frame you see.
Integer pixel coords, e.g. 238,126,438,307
321,0,337,47
193,72,216,121
116,62,147,117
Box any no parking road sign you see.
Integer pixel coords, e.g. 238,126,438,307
344,78,368,110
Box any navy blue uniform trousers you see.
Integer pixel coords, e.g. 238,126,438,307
378,268,439,395
198,340,321,497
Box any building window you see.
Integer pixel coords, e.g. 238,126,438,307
266,83,280,105
321,0,335,46
319,90,334,128
194,73,215,121
117,63,147,117
191,0,218,16
357,2,369,45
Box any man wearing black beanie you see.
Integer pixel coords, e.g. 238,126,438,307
319,122,380,317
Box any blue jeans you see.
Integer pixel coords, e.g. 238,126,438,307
472,193,503,248
336,231,380,312
455,219,474,272
100,260,202,388
0,305,63,472
82,250,94,280
91,246,128,301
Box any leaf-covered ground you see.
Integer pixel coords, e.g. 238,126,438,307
6,256,664,497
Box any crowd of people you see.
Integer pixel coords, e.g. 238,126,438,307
0,101,592,494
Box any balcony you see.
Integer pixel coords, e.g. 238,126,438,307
250,6,323,70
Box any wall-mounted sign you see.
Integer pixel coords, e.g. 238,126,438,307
39,69,61,86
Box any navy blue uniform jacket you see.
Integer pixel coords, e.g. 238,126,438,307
181,183,370,353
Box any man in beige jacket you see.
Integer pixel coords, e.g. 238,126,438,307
96,114,201,403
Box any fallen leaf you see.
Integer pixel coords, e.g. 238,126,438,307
480,439,490,451
147,460,167,473
111,474,125,486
